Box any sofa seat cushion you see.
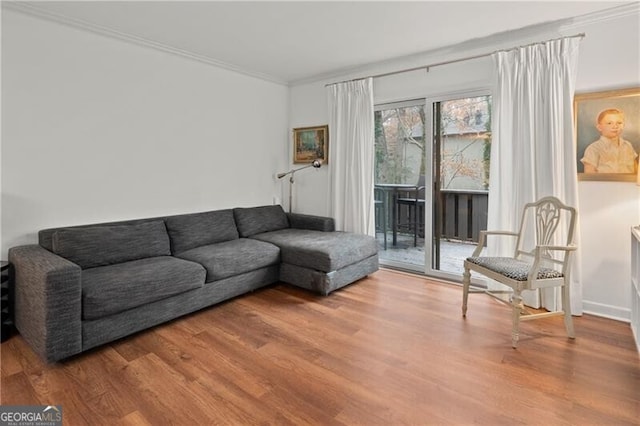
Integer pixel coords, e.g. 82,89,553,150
52,220,171,269
175,238,280,282
165,209,239,254
251,229,378,272
82,256,206,320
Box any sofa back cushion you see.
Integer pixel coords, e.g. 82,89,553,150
51,220,171,269
233,205,289,237
165,209,239,254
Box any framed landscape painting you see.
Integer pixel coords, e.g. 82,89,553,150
293,125,328,164
575,87,640,182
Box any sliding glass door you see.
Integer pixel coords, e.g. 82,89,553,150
374,100,426,272
429,93,492,278
374,92,491,279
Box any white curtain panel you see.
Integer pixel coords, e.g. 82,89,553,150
326,78,375,236
488,37,583,314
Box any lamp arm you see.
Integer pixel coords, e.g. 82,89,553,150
277,159,322,179
275,159,322,213
277,163,314,179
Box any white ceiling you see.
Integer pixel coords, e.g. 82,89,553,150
16,1,632,85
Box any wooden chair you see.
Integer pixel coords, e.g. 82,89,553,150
462,196,577,348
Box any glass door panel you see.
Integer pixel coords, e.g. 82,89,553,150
374,100,426,271
430,94,492,276
374,94,491,278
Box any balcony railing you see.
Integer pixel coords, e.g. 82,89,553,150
438,189,488,243
379,188,488,244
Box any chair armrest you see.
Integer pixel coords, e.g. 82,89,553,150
287,213,335,232
527,244,578,281
8,245,82,363
472,230,519,256
536,244,577,252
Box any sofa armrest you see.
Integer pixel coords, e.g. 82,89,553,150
287,213,335,232
8,245,82,363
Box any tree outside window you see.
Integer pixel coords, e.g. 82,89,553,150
440,96,492,190
374,96,491,190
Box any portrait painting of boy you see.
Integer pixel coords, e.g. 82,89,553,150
575,88,640,181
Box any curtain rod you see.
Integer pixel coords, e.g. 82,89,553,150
324,33,586,87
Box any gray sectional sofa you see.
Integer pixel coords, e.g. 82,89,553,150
8,205,378,363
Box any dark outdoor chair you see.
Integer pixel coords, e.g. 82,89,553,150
374,187,387,250
396,175,426,246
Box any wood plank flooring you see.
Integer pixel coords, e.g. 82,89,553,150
1,269,638,425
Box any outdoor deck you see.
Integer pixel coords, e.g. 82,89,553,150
373,188,487,276
376,232,477,276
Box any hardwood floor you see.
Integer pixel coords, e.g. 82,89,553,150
1,269,638,425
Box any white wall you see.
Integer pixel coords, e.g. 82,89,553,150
289,5,640,321
288,83,331,216
574,9,640,321
1,9,289,257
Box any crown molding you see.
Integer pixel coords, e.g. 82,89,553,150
290,2,640,87
561,1,640,30
2,1,289,86
4,1,638,88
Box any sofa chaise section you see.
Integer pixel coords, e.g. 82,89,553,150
234,206,379,295
251,229,378,295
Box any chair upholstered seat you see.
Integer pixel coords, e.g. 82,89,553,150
466,256,563,281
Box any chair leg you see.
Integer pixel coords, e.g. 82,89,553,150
562,283,575,339
462,265,471,317
511,289,523,348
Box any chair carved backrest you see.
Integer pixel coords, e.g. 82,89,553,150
514,196,576,272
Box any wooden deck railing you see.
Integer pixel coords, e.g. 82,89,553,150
439,189,488,243
375,188,488,244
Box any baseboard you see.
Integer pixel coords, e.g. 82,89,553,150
582,300,630,323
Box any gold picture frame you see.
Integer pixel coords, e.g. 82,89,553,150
293,125,328,164
575,87,640,182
